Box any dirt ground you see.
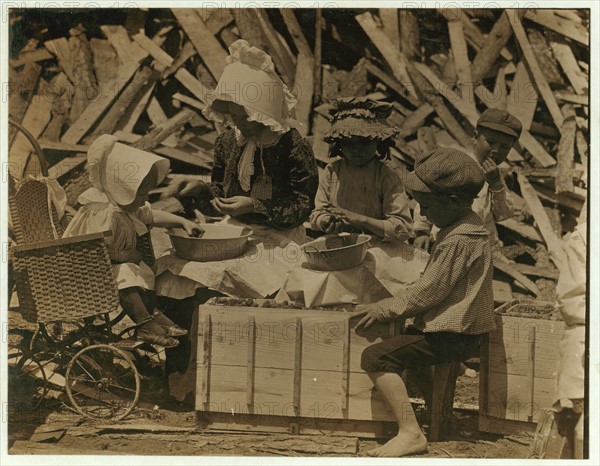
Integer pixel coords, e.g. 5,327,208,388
6,371,534,459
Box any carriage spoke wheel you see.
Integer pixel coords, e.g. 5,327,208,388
65,344,140,421
7,345,49,413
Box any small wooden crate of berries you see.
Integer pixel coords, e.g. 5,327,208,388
479,299,565,436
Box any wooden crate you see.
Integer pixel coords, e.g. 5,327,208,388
195,304,405,438
479,300,564,435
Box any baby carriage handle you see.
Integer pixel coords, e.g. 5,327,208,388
9,119,49,178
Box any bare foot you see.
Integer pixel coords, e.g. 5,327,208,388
367,430,428,457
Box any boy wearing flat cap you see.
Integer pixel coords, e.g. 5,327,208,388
356,148,494,457
414,108,523,251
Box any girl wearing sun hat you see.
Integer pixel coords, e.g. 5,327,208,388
309,97,412,243
166,39,318,246
63,135,202,347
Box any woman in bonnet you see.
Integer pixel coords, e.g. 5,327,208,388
168,39,319,245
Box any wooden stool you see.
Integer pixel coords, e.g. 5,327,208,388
428,360,461,441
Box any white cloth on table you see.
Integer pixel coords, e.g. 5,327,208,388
154,216,307,299
275,240,429,308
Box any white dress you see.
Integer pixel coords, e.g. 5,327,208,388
62,201,155,291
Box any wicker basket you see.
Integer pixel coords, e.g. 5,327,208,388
12,232,120,323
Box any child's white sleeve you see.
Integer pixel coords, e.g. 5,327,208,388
309,165,334,230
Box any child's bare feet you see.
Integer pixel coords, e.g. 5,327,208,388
366,430,428,457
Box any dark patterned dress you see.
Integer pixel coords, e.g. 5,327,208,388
210,128,319,230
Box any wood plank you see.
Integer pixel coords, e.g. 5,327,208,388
356,12,417,99
38,140,89,153
60,28,149,145
313,8,323,105
341,319,350,411
417,127,437,152
489,315,564,379
47,155,87,180
162,41,197,80
437,9,513,61
398,10,419,59
479,414,536,436
470,10,520,83
555,92,588,106
8,62,41,147
493,280,513,303
550,41,588,95
132,32,210,104
507,62,538,130
280,9,313,57
576,131,588,171
10,94,52,179
68,25,100,123
155,146,212,171
497,218,543,243
493,65,508,111
486,372,557,423
379,9,400,50
507,12,564,129
100,25,147,65
132,108,195,151
556,104,577,194
43,38,75,82
86,66,160,144
293,53,314,137
398,104,434,138
365,62,420,107
172,8,228,80
203,8,235,35
311,113,332,164
525,10,588,46
253,8,296,87
90,38,119,87
246,315,256,409
493,257,540,296
447,19,474,106
9,48,53,67
517,173,565,267
527,28,565,87
172,92,206,111
118,84,155,133
414,61,478,127
199,313,211,408
293,316,302,416
511,263,559,280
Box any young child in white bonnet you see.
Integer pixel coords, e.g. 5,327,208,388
63,135,202,347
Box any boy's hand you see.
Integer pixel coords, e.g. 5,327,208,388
413,234,431,252
481,157,502,187
355,302,387,329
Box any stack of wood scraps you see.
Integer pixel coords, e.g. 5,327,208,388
8,8,588,303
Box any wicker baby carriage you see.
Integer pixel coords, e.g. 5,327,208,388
7,120,150,420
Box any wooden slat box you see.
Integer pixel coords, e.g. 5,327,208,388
195,304,405,438
479,299,565,436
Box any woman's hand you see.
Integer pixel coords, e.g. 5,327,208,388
355,303,387,330
211,196,255,217
181,219,204,238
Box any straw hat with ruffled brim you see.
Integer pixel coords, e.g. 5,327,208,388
324,97,399,143
88,134,170,207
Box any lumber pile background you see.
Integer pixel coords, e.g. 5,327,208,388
8,8,589,303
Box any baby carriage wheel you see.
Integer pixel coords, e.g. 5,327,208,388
8,344,49,413
65,344,140,421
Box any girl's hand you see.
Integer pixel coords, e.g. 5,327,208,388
211,196,255,217
326,207,364,227
355,303,387,330
182,219,204,238
413,234,431,252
